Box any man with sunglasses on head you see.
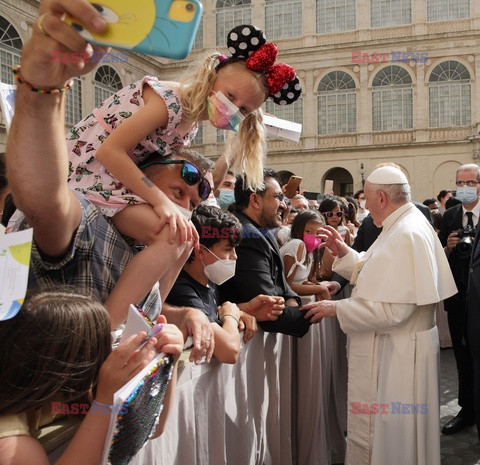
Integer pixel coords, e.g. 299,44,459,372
5,21,216,363
219,168,338,337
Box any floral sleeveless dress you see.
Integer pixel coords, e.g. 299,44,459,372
66,76,198,216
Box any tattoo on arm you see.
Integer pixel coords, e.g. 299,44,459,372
141,176,154,188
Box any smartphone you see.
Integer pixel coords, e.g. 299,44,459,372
65,0,203,59
284,175,303,199
324,179,334,195
303,191,322,201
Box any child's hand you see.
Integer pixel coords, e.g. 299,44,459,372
153,315,184,359
95,332,157,404
218,301,241,321
239,311,258,342
152,199,199,246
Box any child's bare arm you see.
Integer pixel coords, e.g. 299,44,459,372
105,223,193,329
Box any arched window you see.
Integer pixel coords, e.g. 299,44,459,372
265,0,302,39
316,0,356,33
217,128,227,143
216,0,252,46
265,97,303,139
0,16,22,84
371,0,411,27
192,122,204,146
427,0,469,22
372,65,413,131
65,77,83,126
429,61,471,127
94,66,122,108
318,71,356,135
193,17,204,50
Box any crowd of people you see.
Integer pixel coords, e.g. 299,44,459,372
0,1,479,464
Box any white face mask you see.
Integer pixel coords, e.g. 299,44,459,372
176,205,192,220
359,200,366,210
202,197,220,208
202,247,236,285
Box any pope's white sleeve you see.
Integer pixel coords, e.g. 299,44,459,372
336,297,417,333
331,247,361,281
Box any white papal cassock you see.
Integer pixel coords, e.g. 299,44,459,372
332,202,457,465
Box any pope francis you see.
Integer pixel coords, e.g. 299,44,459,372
302,165,457,465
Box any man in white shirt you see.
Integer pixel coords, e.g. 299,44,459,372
302,165,457,465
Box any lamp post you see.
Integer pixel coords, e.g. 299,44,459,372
360,163,365,187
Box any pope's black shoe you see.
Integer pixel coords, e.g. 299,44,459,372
441,413,475,435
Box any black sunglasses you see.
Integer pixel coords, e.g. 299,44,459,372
138,159,211,200
322,211,344,218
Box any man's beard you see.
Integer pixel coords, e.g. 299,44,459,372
259,208,281,229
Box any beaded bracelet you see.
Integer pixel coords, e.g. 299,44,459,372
91,399,114,411
220,313,240,325
12,65,73,94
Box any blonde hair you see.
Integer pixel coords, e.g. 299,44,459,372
179,53,268,190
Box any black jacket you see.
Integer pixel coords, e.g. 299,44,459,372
219,211,311,338
467,224,480,358
438,204,472,310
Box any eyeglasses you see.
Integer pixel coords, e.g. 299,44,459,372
273,193,286,203
138,159,211,200
322,211,344,218
455,180,480,188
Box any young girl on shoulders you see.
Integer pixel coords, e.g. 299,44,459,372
66,24,301,325
280,210,328,304
0,287,183,465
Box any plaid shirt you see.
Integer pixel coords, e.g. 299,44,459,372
8,193,161,321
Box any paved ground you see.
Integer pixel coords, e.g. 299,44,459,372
440,348,480,464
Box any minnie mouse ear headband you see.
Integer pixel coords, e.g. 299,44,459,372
217,24,302,106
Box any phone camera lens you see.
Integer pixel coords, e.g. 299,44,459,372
71,23,84,32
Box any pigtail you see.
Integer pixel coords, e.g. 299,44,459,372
227,108,267,191
179,52,223,123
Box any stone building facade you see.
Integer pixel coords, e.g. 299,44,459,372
1,0,480,201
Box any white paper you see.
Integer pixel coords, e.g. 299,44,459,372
0,228,33,320
121,304,152,341
0,83,16,133
263,114,302,143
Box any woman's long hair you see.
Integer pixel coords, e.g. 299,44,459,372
289,210,324,278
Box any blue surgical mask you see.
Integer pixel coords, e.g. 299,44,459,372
455,186,478,205
217,189,235,209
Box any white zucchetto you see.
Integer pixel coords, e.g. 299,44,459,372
366,166,408,185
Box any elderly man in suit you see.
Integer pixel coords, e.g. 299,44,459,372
438,163,480,435
466,221,480,441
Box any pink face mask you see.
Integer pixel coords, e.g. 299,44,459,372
303,233,322,254
207,91,245,132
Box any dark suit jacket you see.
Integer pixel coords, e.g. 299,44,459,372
438,204,472,310
352,215,381,252
219,211,311,338
352,202,433,253
467,225,480,359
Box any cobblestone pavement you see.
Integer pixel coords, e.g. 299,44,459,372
440,348,480,465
